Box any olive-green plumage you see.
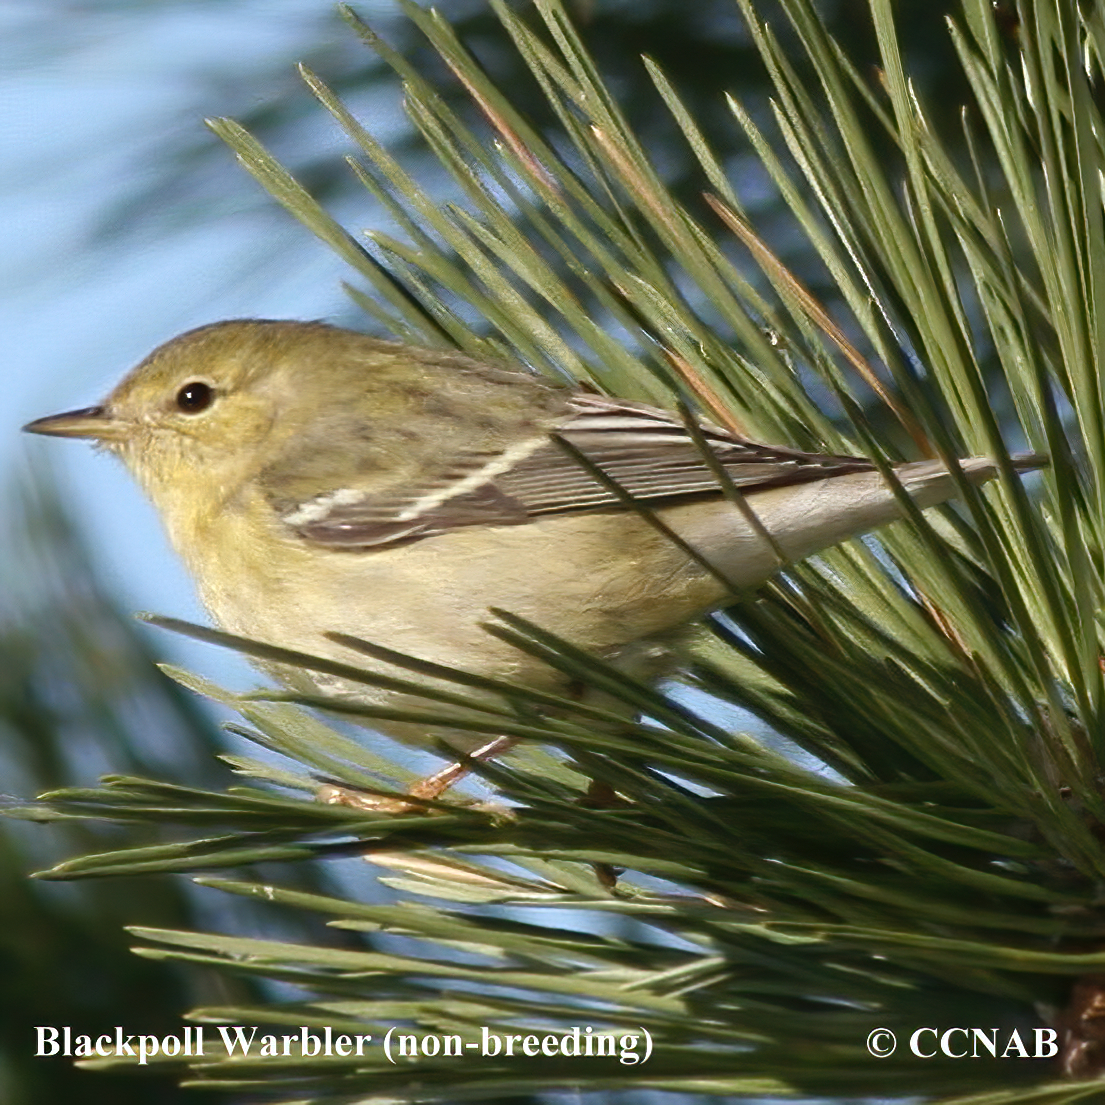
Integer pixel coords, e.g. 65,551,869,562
25,319,1043,750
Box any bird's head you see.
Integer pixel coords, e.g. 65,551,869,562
23,319,378,505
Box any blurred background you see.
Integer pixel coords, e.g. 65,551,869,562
0,1,965,1100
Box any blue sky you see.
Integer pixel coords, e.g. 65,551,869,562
3,0,402,690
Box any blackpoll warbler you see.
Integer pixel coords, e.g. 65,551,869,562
25,319,1043,769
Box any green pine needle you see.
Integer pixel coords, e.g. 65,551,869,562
12,1,1105,1101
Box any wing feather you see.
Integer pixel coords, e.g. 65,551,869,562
284,393,875,548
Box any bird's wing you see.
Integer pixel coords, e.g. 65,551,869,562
278,393,875,549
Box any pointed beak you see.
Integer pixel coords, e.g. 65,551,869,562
22,405,129,442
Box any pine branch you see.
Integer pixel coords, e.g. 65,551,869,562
10,0,1105,1100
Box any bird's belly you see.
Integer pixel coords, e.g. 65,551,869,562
192,507,733,738
180,466,940,748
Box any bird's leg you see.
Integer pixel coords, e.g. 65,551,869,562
318,735,517,814
408,736,517,800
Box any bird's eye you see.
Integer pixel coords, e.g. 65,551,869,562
175,381,214,413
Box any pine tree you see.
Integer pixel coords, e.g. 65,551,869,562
9,1,1105,1101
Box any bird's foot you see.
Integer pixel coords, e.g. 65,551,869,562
317,736,516,815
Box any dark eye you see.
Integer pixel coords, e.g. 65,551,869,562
175,381,214,413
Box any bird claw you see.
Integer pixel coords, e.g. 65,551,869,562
316,735,519,815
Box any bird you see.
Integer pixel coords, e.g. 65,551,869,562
24,319,1043,798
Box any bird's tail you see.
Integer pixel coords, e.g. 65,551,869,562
894,452,1047,508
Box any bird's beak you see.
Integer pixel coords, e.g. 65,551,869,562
23,405,129,442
